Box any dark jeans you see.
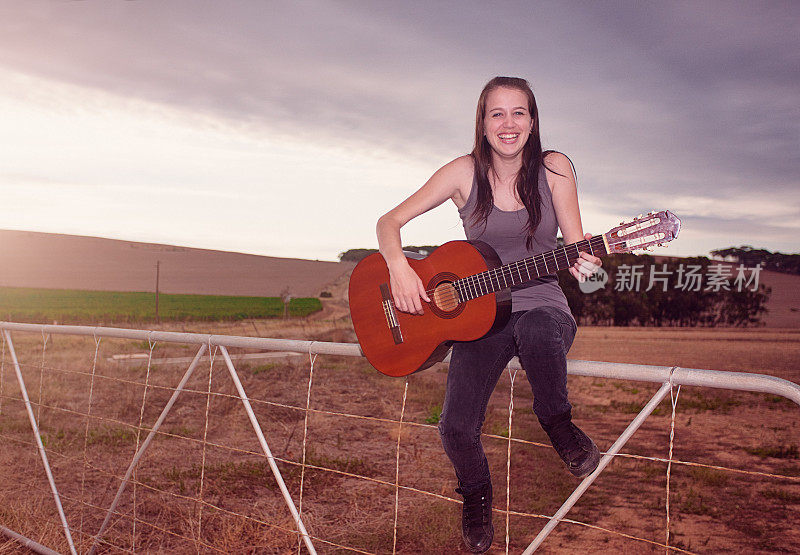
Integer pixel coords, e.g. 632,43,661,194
438,306,577,491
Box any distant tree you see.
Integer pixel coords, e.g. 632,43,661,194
338,248,378,262
562,254,770,327
339,245,441,263
710,246,800,276
716,284,771,327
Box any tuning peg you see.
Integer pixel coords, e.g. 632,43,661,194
637,213,643,219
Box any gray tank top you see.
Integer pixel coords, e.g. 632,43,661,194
458,167,573,316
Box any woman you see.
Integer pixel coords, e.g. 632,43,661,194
376,76,601,553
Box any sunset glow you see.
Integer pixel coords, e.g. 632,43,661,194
0,2,797,260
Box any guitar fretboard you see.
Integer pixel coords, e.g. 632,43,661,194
454,236,608,302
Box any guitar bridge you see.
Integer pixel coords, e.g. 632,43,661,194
379,283,403,345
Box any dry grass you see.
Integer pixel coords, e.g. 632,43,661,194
1,319,799,554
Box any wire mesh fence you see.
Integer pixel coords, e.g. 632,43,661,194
1,322,799,554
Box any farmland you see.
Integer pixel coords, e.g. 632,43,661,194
0,286,322,322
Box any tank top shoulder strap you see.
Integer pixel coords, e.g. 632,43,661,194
538,164,552,201
458,171,478,218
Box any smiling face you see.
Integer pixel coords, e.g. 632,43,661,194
482,86,534,160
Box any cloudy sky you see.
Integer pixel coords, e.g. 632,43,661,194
0,1,797,261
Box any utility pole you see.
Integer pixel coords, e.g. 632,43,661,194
281,287,291,319
155,260,160,323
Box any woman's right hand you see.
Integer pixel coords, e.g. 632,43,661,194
387,259,430,315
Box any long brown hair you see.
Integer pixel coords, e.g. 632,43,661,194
470,76,557,249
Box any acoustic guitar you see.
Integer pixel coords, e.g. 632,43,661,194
348,210,681,377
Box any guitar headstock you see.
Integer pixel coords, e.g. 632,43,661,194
604,210,681,254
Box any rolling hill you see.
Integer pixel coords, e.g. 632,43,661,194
0,230,354,298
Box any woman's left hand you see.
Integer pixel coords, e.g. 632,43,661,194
569,233,602,283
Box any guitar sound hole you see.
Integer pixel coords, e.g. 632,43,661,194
428,273,465,320
433,282,459,312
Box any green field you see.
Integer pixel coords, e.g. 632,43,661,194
0,287,322,322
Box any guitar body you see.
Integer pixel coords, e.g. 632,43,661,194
348,241,511,377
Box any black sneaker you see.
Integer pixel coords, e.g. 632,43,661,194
455,482,493,553
539,410,600,478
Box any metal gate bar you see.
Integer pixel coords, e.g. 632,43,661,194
219,346,317,555
523,381,673,553
0,524,62,555
1,321,798,407
2,330,78,555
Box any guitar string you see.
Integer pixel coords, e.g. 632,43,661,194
420,238,603,300
384,237,607,312
477,241,597,293
417,237,606,304
393,243,601,311
466,237,604,293
389,210,672,310
397,215,671,306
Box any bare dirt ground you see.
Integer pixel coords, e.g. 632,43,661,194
0,230,354,298
1,313,798,554
756,269,800,328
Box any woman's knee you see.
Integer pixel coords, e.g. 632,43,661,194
514,307,574,355
438,415,481,449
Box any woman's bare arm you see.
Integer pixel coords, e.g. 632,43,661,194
377,155,473,314
545,152,602,283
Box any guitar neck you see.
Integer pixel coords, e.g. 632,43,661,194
455,235,608,302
